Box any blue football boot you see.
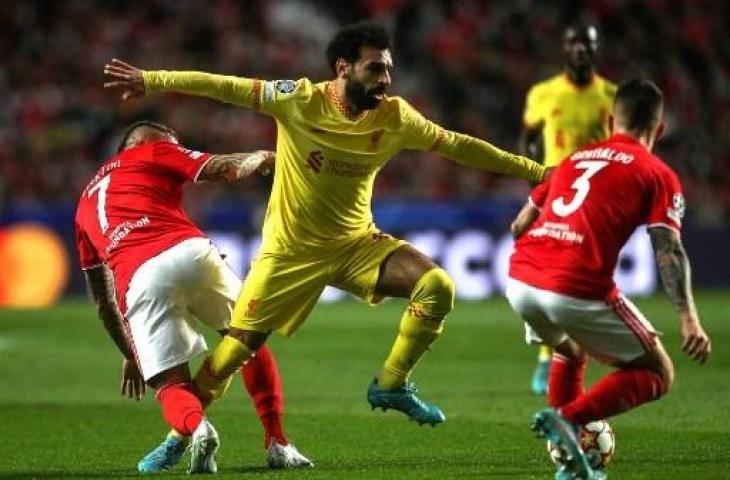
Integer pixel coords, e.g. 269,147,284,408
367,378,445,426
137,433,188,473
531,409,606,480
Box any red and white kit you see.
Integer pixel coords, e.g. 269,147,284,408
75,141,240,380
508,133,684,363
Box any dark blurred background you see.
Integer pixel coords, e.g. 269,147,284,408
1,0,728,305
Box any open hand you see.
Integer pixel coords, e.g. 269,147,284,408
120,357,147,401
681,317,711,364
103,58,145,101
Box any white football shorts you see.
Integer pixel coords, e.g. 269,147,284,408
124,237,242,381
506,278,658,364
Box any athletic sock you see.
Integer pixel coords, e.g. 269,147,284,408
548,353,587,408
538,345,553,362
560,368,666,425
241,344,287,448
156,382,204,436
195,335,254,401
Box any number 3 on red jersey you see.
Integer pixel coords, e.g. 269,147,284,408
87,174,111,233
551,160,609,217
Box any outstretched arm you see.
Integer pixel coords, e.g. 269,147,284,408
648,226,711,363
435,130,547,184
104,58,265,110
198,150,275,182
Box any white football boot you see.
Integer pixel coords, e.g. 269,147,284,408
266,440,314,469
188,417,220,474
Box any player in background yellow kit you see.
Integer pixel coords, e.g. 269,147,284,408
104,22,547,431
512,24,617,396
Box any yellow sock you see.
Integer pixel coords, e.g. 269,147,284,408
378,268,454,390
194,335,253,401
167,429,190,442
538,345,553,362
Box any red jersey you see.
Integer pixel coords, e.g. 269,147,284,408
510,133,684,300
75,141,212,311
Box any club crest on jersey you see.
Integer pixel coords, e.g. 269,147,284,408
667,193,685,222
275,80,297,94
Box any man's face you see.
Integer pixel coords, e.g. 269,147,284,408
344,46,393,111
563,26,598,69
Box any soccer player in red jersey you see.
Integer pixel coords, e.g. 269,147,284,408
507,80,711,479
75,121,312,473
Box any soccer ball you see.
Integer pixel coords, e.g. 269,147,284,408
547,420,615,469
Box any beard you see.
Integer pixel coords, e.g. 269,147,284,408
345,77,385,111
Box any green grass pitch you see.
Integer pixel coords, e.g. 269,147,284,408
0,291,728,479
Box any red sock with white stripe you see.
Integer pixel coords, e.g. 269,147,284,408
548,353,587,408
241,344,287,448
560,368,666,425
156,382,204,436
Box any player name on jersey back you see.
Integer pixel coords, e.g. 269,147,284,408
509,133,683,300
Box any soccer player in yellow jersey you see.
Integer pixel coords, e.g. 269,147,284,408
104,22,547,430
513,24,617,396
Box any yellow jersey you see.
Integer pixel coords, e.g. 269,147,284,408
144,71,546,255
523,73,617,167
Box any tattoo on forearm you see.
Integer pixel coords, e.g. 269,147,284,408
84,266,134,360
200,152,264,182
649,227,693,313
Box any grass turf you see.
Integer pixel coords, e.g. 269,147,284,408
0,291,728,479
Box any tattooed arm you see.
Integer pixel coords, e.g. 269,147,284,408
83,264,146,399
83,265,134,360
198,150,274,182
648,226,711,363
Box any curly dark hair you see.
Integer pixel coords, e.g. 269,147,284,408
325,22,392,73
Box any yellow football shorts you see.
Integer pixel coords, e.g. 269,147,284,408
230,229,408,336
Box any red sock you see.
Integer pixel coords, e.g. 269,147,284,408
156,382,203,436
241,344,287,448
561,368,666,425
548,354,587,408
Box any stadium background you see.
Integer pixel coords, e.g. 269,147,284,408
1,0,729,306
1,2,729,479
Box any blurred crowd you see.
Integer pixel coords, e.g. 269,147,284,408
1,0,728,225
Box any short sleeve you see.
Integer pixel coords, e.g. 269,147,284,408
529,177,551,208
523,84,544,128
399,98,447,151
75,219,101,270
646,167,684,231
150,142,213,182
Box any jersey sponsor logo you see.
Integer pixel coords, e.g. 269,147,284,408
275,79,297,94
326,159,371,178
667,193,685,223
305,150,324,173
528,221,585,244
105,216,151,254
176,146,205,160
